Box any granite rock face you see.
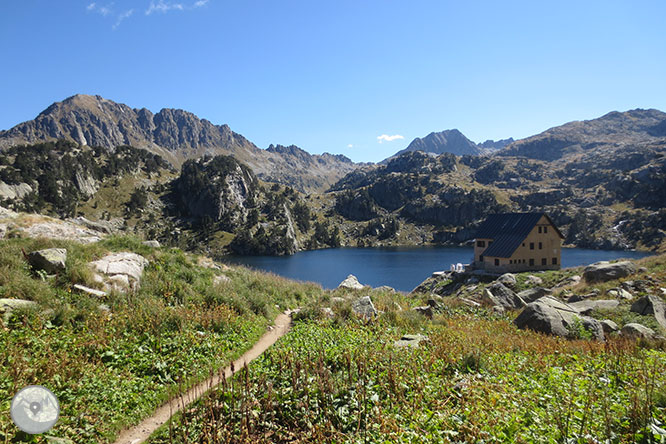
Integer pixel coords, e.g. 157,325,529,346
583,261,637,283
514,297,604,341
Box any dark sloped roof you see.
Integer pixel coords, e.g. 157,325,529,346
476,213,563,258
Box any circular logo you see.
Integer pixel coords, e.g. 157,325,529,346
10,385,60,434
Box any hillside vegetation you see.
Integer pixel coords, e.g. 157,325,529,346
0,236,324,443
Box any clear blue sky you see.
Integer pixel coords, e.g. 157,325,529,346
1,1,664,162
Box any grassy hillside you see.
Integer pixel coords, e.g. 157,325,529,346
0,236,324,443
149,260,666,444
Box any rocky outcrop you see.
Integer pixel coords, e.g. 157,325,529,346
583,261,637,283
513,296,604,341
27,248,67,274
0,181,33,200
393,129,482,158
630,295,666,329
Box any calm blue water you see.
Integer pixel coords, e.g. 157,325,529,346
222,247,652,292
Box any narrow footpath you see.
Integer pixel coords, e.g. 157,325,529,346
112,311,294,444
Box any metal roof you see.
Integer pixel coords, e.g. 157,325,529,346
476,213,563,258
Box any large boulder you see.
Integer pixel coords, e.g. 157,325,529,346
513,296,604,341
90,252,149,293
630,295,666,329
583,261,637,283
338,274,365,290
352,296,377,318
483,282,526,309
569,299,620,316
517,287,552,303
620,323,656,340
27,248,67,274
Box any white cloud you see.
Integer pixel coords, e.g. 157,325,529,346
113,9,134,29
376,134,404,143
146,1,185,15
347,144,353,148
87,2,113,16
194,0,209,7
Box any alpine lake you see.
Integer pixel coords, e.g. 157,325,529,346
223,246,653,292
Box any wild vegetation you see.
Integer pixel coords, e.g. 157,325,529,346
0,236,324,443
150,297,666,443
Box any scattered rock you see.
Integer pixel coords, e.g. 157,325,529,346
600,320,619,334
27,248,67,274
213,274,231,285
517,287,552,303
638,267,648,273
374,285,396,293
525,275,544,286
330,296,346,304
352,296,377,318
321,307,335,319
569,300,620,315
459,297,481,307
97,304,111,312
0,298,37,322
620,323,656,340
483,282,526,309
413,305,433,318
497,273,517,288
555,275,581,287
607,288,634,300
583,261,637,283
107,274,130,292
142,240,161,248
73,284,108,298
394,334,429,348
338,274,365,290
630,295,666,329
197,256,225,270
466,277,479,285
492,305,505,315
513,296,604,341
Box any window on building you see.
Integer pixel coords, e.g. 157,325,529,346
552,257,557,265
488,241,493,245
542,258,547,265
522,243,525,247
529,259,535,266
476,240,485,248
480,255,484,262
530,243,534,250
539,242,543,249
538,226,542,233
544,226,548,233
494,258,499,266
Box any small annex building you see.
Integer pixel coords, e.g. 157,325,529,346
473,212,564,273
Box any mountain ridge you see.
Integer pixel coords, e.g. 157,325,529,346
0,94,357,193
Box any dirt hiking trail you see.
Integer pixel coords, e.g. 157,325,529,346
112,310,293,444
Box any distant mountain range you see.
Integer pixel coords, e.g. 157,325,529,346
0,94,357,193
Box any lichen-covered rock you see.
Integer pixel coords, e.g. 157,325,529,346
600,320,619,334
394,334,428,348
583,261,637,283
497,273,517,288
569,299,620,316
142,240,161,248
28,248,67,274
352,296,377,318
0,298,37,322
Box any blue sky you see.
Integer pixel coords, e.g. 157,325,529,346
1,1,665,162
